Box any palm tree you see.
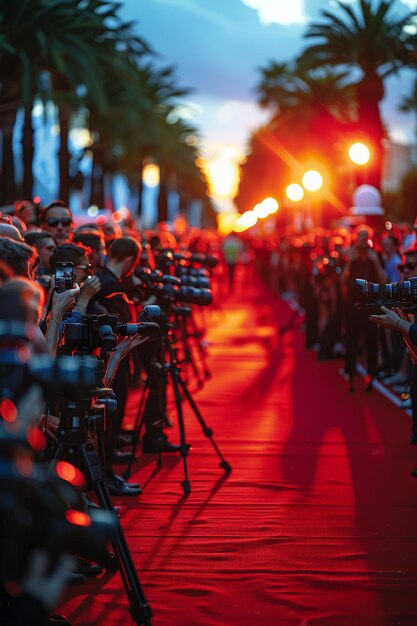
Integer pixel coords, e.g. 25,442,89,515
298,0,416,188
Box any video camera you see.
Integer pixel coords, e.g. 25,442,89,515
356,277,417,312
62,313,160,354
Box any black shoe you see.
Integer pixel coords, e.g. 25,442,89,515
77,558,103,578
113,449,133,463
107,478,142,496
109,472,140,488
142,434,181,454
117,433,133,447
48,616,71,625
65,571,86,585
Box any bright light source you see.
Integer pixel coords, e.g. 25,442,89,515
286,183,304,202
217,213,238,236
238,210,258,228
348,142,371,165
142,163,160,187
302,170,323,192
87,205,99,217
253,202,270,219
262,197,279,215
206,156,240,199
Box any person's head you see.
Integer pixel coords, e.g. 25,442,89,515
73,229,106,270
40,201,73,245
0,277,44,324
50,242,92,285
382,235,399,258
0,220,24,241
0,237,38,279
15,200,38,227
399,245,417,279
24,231,56,271
354,224,373,249
107,236,141,278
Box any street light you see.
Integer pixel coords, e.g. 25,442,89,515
286,183,304,202
348,142,371,166
302,170,323,192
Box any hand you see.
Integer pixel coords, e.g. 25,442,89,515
116,335,149,357
79,275,101,300
367,248,379,263
22,549,75,612
370,305,400,330
51,283,80,317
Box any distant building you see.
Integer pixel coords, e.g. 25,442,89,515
382,140,417,192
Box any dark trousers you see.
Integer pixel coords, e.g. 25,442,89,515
344,305,378,376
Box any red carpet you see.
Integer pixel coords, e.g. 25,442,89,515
60,274,417,626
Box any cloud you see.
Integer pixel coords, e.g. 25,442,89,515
400,0,417,9
240,0,307,25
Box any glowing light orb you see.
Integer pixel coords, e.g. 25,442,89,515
302,170,323,192
286,184,304,202
348,142,371,165
142,163,160,187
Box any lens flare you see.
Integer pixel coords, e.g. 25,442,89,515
348,142,371,165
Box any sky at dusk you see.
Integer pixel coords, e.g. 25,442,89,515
121,0,417,167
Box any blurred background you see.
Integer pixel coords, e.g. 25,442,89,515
1,0,417,231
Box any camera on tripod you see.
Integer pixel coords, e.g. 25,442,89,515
136,256,213,308
356,277,417,311
62,313,160,354
0,427,116,583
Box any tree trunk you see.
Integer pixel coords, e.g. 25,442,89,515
356,74,385,190
0,109,17,204
136,154,144,217
58,104,70,204
89,151,105,208
22,103,34,199
157,166,168,222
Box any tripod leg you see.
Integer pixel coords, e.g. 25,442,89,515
123,383,149,480
169,364,192,494
176,374,232,473
79,445,153,626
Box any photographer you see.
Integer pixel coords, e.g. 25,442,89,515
370,245,417,443
341,225,387,391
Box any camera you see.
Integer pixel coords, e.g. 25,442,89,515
356,277,417,309
0,427,116,583
0,321,98,404
62,314,160,354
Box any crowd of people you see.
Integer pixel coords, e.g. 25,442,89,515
0,198,226,624
255,218,417,441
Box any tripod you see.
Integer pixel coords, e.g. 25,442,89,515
51,400,153,626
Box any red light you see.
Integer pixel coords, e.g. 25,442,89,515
27,427,46,451
15,456,33,477
323,257,330,265
0,399,17,423
56,460,85,488
65,509,91,527
32,196,41,204
111,211,122,223
95,215,107,226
